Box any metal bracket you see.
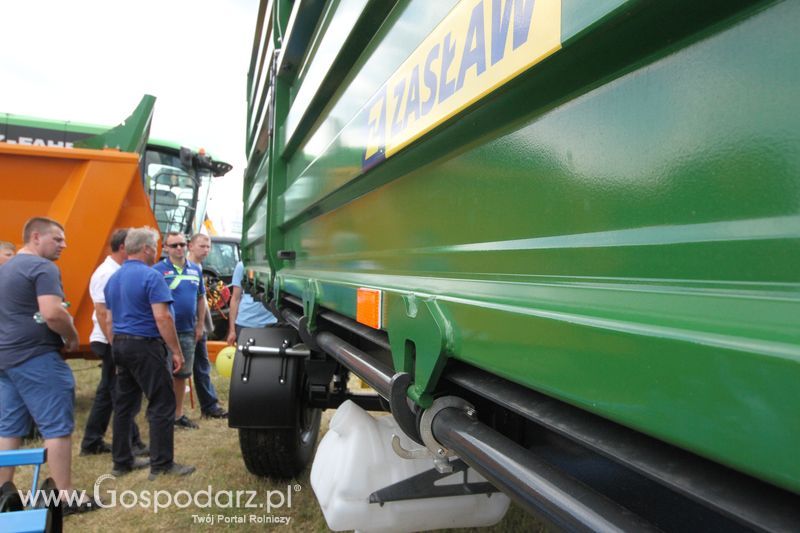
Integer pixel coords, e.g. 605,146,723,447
266,298,280,317
239,339,311,358
298,280,321,350
266,276,282,317
419,396,476,473
391,434,430,460
305,359,339,407
368,459,498,505
302,279,320,331
386,294,453,408
239,338,310,384
389,373,423,445
298,316,320,352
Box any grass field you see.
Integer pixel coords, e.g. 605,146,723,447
9,358,546,532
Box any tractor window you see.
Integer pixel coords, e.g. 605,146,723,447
206,241,240,279
147,164,196,235
143,148,199,235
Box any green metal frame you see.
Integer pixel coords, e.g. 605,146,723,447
74,95,155,154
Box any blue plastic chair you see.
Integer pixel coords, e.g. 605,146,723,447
0,448,56,532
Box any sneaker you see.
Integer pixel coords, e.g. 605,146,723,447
132,442,150,457
111,457,150,476
201,406,228,419
80,441,112,456
174,415,199,429
148,463,196,481
63,494,103,515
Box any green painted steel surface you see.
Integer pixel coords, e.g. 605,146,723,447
243,0,800,493
74,95,154,154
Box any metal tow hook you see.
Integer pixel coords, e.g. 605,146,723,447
391,435,431,460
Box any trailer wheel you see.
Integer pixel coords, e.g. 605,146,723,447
239,408,321,479
238,400,321,479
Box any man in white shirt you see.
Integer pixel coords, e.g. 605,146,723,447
80,229,148,457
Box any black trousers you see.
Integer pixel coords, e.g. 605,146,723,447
81,342,142,451
112,336,176,471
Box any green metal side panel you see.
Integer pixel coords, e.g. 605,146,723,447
242,0,800,494
75,95,154,154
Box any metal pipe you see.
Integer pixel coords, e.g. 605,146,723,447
316,331,393,399
280,304,392,397
281,294,390,351
432,408,658,533
240,345,310,357
445,365,800,532
318,310,391,351
283,294,303,308
281,306,301,329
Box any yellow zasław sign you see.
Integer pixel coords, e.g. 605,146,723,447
362,0,562,169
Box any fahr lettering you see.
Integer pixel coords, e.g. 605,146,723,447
0,135,72,148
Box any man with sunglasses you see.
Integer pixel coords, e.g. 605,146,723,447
152,232,206,429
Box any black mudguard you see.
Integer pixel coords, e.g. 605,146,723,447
228,326,302,429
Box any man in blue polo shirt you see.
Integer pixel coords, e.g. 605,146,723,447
226,260,277,345
152,231,206,429
105,227,195,480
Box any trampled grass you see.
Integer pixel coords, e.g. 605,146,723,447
9,359,545,532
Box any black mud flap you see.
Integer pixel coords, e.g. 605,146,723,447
228,326,302,429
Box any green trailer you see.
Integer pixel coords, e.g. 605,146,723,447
230,0,800,530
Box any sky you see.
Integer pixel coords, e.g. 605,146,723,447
0,0,259,236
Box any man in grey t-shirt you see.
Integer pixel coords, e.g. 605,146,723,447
0,217,94,513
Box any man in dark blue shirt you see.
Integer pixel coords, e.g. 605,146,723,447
152,231,206,429
105,226,195,480
0,217,92,513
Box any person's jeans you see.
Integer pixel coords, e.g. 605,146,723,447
81,342,142,451
112,337,176,471
192,334,221,413
170,332,197,379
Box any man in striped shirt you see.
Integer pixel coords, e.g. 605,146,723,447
152,232,205,429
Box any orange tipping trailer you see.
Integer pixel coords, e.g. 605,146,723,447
0,97,159,358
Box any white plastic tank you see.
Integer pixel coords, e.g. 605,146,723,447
311,400,510,532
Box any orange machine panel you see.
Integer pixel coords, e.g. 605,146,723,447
0,142,159,358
